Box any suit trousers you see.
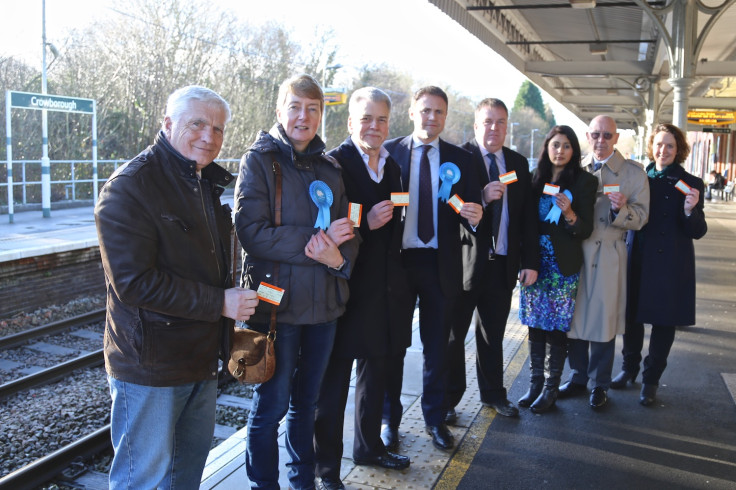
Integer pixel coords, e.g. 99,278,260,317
566,337,616,389
314,355,389,479
447,256,513,408
620,322,676,385
382,249,452,427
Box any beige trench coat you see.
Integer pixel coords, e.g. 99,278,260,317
568,150,650,342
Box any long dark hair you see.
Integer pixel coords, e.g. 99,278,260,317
531,125,583,195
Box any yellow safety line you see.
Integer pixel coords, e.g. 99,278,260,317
435,336,529,489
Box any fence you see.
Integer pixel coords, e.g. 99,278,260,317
0,158,241,207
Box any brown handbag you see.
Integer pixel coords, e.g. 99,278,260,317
228,161,282,384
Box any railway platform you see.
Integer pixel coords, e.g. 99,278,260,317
2,199,736,489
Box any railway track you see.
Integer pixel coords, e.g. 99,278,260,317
1,305,252,488
0,309,106,399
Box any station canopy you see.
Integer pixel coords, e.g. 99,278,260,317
430,0,736,130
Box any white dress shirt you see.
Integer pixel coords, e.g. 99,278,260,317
402,137,440,249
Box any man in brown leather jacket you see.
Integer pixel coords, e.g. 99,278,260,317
95,86,258,489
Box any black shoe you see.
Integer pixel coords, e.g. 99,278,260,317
590,386,608,408
482,399,520,417
380,424,398,451
558,381,587,398
445,408,458,425
610,370,638,389
315,476,345,490
640,384,657,406
354,450,411,470
425,423,455,450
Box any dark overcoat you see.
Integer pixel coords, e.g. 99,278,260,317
329,138,414,357
629,163,707,326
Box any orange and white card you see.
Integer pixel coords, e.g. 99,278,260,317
257,282,285,306
390,192,410,206
603,184,620,194
675,180,692,195
543,183,560,195
499,170,518,184
448,194,465,213
348,202,362,227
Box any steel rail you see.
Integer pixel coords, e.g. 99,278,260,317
0,349,104,399
0,308,106,350
0,425,111,490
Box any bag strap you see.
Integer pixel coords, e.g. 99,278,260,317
268,161,283,339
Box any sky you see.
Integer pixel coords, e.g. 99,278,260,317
2,0,587,135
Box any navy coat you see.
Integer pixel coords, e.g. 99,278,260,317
629,164,707,326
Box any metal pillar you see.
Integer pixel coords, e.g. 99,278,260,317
41,0,51,217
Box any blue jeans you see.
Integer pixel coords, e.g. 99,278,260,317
107,376,217,490
246,321,337,490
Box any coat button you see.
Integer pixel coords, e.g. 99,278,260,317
665,195,669,199
657,249,663,253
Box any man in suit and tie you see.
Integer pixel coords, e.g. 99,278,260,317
313,87,413,490
445,98,540,422
381,86,483,451
562,115,649,409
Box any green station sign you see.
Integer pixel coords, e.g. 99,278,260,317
9,91,94,114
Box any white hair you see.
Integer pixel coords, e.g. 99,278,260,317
162,86,231,129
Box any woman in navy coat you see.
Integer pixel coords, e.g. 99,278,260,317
612,123,707,406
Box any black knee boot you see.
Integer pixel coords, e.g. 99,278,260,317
530,344,566,414
518,340,546,408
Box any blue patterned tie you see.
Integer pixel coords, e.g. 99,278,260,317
418,145,434,244
488,153,502,249
594,161,602,172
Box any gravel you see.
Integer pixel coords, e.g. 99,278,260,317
0,295,253,486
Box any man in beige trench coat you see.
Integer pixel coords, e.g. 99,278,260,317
560,115,650,409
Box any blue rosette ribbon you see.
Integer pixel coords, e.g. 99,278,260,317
309,180,333,230
438,162,461,202
544,189,573,224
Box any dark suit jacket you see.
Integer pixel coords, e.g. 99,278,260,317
383,135,480,297
460,141,540,291
329,138,414,357
536,170,598,276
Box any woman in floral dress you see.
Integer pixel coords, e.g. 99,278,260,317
518,125,597,413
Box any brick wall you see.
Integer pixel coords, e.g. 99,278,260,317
0,247,106,317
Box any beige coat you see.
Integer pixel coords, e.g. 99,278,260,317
568,150,650,342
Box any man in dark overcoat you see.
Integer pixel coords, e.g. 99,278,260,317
313,87,414,490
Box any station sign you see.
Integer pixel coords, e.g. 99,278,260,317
324,88,347,106
687,109,735,126
9,90,94,114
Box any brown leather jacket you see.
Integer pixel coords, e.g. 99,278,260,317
95,131,234,386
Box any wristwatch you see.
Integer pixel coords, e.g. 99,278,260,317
329,258,346,271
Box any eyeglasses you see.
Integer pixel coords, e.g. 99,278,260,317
589,131,614,140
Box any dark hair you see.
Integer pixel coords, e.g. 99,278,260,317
532,125,583,195
412,86,448,107
646,123,690,165
476,98,508,116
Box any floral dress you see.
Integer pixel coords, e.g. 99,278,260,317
519,193,580,332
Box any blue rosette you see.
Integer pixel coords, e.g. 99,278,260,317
438,162,461,202
544,189,573,224
309,180,333,230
